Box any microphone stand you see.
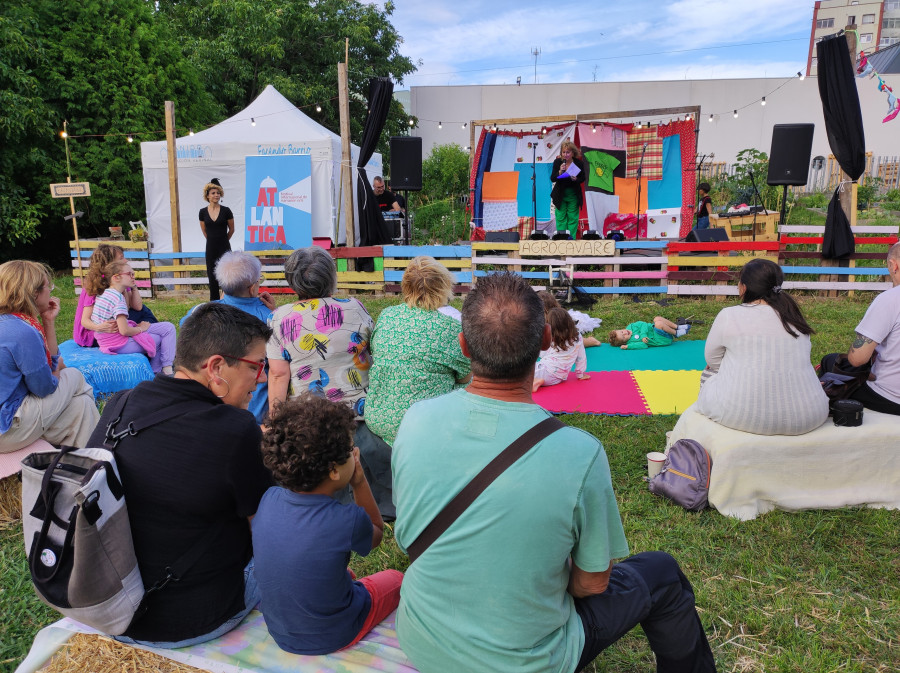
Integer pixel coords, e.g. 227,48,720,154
635,143,648,241
747,169,765,242
532,143,537,237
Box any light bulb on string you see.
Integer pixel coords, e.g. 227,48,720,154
60,130,68,138
733,110,738,118
797,71,805,80
189,128,195,136
316,105,322,112
462,122,467,129
761,97,766,106
591,124,596,133
408,118,414,126
126,135,134,143
438,121,442,129
708,114,713,122
251,118,256,126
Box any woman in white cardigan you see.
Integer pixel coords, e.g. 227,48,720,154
695,258,829,435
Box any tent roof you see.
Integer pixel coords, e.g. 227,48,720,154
181,85,340,144
866,41,900,74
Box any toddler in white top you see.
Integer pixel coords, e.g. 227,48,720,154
533,307,590,392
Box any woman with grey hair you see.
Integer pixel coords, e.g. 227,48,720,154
267,246,373,416
180,251,275,423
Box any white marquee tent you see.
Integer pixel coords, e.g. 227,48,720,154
140,85,381,253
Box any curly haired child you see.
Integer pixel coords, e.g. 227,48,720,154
609,316,690,350
252,393,403,655
533,307,590,392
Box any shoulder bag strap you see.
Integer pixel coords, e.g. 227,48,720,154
406,416,564,563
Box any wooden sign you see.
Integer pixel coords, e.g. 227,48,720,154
519,239,615,256
50,182,91,198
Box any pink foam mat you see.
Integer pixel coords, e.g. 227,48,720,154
532,371,651,415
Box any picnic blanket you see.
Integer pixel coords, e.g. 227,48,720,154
16,610,418,673
669,405,900,520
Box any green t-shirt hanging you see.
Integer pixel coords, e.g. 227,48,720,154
583,150,620,192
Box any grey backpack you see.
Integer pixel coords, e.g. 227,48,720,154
648,439,712,512
20,392,215,634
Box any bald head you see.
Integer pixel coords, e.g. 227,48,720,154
461,273,545,380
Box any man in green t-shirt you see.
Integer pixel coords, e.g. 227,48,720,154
392,273,717,673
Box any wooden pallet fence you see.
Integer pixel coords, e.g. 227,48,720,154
329,246,385,292
70,240,152,298
471,241,574,289
567,241,668,295
148,251,209,295
382,245,472,294
667,241,780,296
778,224,897,293
246,250,292,294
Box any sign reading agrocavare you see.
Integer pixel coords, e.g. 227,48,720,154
244,155,311,250
519,239,615,256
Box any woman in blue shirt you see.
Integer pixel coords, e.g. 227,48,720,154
0,260,98,452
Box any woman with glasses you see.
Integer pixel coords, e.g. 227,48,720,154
0,260,99,452
86,302,274,647
180,251,276,422
267,247,373,417
91,259,176,374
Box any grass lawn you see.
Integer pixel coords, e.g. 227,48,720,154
1,275,898,673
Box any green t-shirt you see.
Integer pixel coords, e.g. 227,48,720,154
365,304,470,445
623,320,674,349
393,390,629,673
583,150,620,192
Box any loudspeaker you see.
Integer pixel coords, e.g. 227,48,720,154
485,231,520,243
767,123,815,186
685,228,729,243
389,136,422,191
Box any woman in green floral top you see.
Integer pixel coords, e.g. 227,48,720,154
365,256,471,446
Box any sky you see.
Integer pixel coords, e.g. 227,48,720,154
375,0,815,88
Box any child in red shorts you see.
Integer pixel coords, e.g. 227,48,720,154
252,393,402,655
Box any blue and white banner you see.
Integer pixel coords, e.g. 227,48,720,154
244,155,312,250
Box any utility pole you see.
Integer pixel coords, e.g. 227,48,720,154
531,47,541,84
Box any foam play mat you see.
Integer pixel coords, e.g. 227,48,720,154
532,371,651,415
17,610,418,673
584,339,706,372
631,370,702,415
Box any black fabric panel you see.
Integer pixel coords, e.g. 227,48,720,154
817,34,864,258
356,77,395,246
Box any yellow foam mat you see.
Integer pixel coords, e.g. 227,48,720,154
632,370,702,415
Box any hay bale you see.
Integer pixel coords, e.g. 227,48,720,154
0,475,22,529
45,633,207,673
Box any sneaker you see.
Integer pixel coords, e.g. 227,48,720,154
675,324,691,337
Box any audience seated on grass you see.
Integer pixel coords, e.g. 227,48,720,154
267,247,373,416
181,251,276,423
537,290,601,347
532,307,590,392
362,256,470,518
74,243,157,348
392,272,716,673
86,303,273,648
253,393,402,655
695,258,829,435
0,260,98,454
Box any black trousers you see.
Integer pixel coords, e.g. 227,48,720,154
575,552,717,673
205,239,231,301
851,382,900,415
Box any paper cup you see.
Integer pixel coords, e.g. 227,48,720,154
647,451,667,479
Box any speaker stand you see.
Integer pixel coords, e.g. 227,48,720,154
778,184,789,232
402,190,411,245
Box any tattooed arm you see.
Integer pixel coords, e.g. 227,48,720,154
847,331,878,367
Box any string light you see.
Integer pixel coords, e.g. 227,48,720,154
251,118,256,126
126,135,133,143
709,114,714,122
733,110,738,118
461,122,467,129
761,97,766,106
60,129,68,138
591,123,596,133
316,105,322,112
408,118,414,126
189,128,195,136
438,121,442,129
797,71,805,80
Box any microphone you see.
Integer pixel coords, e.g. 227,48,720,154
642,142,648,150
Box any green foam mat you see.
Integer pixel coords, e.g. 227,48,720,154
584,339,706,372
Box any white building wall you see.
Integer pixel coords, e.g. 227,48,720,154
409,77,900,171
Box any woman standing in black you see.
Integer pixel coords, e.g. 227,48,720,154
200,179,235,301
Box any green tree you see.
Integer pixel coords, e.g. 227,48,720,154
0,0,220,264
156,0,416,159
409,143,471,244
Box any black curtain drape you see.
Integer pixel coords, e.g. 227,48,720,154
356,77,394,247
817,33,865,259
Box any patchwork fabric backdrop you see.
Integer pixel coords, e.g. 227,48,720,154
470,117,697,238
533,340,706,415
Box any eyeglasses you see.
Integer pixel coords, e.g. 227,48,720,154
117,271,135,278
42,283,55,292
221,354,266,381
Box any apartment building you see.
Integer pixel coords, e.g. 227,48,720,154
807,0,900,75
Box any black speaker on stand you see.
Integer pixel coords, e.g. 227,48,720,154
767,123,814,227
390,136,423,244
